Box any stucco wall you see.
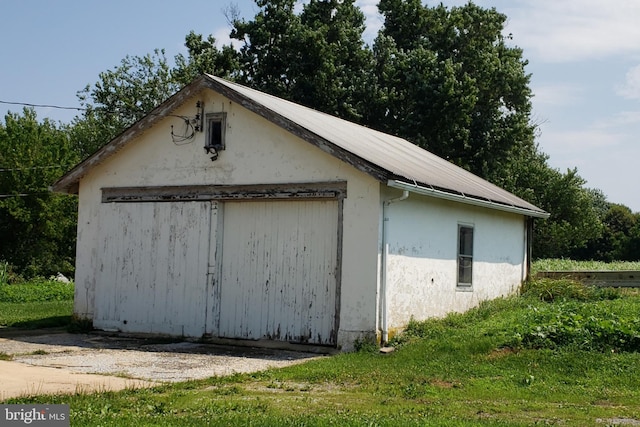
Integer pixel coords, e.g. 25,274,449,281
381,186,526,334
74,89,381,347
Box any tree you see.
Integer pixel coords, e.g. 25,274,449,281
371,1,536,180
293,0,373,121
578,204,640,261
72,49,178,158
230,0,302,97
492,145,603,258
0,109,79,278
624,216,640,260
173,31,240,86
530,168,603,258
369,1,612,258
67,0,610,260
603,204,638,260
229,0,373,121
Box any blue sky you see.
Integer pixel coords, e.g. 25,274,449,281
1,0,639,212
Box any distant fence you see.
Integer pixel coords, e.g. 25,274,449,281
535,271,640,288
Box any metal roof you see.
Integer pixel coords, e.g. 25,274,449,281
206,75,548,218
52,74,548,218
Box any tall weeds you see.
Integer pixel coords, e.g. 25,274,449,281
0,261,8,286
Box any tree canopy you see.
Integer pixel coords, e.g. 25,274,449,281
173,31,240,86
71,49,179,158
1,0,636,279
62,0,634,261
371,1,536,181
0,109,79,278
230,0,373,122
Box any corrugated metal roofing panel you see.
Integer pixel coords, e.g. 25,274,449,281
207,75,546,215
51,74,547,217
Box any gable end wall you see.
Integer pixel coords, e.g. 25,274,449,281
73,88,381,349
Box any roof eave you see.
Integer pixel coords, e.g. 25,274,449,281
51,76,212,195
201,75,390,182
388,179,550,219
51,74,391,194
49,73,551,221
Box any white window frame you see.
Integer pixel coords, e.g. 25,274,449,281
457,224,474,290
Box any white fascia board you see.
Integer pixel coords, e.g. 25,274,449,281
387,180,550,219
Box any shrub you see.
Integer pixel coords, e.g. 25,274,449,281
510,301,640,353
532,259,640,273
522,278,620,302
0,278,74,303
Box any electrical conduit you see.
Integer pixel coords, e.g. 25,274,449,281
381,190,409,344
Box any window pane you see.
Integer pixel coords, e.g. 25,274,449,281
208,120,222,148
459,227,473,256
458,256,472,284
457,225,473,286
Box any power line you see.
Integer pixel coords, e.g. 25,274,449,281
0,99,197,122
1,99,202,146
0,100,84,111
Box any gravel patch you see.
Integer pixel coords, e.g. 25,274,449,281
0,331,324,383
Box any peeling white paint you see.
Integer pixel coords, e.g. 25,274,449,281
381,189,527,331
94,201,211,336
218,200,339,345
72,88,529,350
74,90,380,347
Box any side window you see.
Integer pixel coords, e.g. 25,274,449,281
457,225,474,288
205,112,226,154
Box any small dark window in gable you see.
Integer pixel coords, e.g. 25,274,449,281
205,112,226,152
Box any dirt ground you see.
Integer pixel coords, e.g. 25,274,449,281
0,328,322,400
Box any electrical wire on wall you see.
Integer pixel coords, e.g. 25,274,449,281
170,116,196,145
169,101,203,145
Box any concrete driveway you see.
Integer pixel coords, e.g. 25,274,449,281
0,328,322,400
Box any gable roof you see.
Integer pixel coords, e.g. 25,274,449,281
52,74,548,218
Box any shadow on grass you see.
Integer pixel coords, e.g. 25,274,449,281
10,315,72,330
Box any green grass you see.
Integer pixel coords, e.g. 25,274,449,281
3,263,640,424
0,278,74,329
5,281,640,426
0,300,73,329
533,259,640,274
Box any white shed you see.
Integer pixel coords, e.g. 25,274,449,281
52,75,548,350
